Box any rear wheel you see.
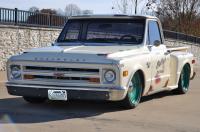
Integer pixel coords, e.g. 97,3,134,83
175,64,191,94
23,96,46,104
122,72,143,109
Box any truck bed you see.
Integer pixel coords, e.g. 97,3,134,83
166,46,189,52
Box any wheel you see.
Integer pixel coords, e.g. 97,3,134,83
23,96,46,104
122,72,143,109
175,64,191,94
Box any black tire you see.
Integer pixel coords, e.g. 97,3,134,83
174,64,191,94
23,96,46,104
122,72,143,109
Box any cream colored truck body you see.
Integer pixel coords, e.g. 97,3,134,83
6,15,195,101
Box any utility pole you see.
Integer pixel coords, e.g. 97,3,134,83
135,0,138,14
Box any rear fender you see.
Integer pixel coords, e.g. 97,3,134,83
168,52,193,87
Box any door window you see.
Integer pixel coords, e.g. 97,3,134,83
148,21,162,45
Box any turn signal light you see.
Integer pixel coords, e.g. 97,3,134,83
89,78,100,83
192,59,196,64
24,75,35,79
123,71,129,77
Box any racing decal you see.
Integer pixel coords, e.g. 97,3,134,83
155,74,161,84
156,57,166,74
146,62,151,69
154,57,166,84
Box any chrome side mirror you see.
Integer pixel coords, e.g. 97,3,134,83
154,40,161,47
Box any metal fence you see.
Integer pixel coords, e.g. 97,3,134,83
163,30,200,45
0,7,200,44
0,7,67,28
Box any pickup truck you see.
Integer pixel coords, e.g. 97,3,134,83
6,15,196,109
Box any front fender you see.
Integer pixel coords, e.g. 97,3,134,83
127,64,145,87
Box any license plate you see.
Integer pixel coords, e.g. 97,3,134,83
48,90,67,101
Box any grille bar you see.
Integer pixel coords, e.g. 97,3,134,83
22,65,101,84
24,66,99,73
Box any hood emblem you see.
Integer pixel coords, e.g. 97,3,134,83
54,73,65,78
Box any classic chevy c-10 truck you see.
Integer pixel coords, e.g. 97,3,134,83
6,15,196,109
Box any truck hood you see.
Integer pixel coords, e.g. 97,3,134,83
26,45,137,55
9,45,147,64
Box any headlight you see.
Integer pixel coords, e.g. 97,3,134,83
10,65,21,80
104,70,116,83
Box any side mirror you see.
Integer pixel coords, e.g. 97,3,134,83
154,40,161,47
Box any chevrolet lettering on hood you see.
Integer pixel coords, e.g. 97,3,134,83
6,15,195,109
34,57,87,62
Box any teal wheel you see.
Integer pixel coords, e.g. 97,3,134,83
122,72,143,109
175,64,191,94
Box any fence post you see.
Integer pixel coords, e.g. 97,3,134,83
49,14,52,27
0,8,1,22
14,8,18,25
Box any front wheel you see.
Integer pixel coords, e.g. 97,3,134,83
23,96,46,104
122,72,143,109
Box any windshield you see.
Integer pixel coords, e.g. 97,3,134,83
57,19,145,45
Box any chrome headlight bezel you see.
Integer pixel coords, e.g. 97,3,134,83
10,65,22,80
104,70,116,83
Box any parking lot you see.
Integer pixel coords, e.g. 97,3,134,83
0,67,200,132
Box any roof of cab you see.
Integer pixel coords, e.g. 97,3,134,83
69,14,158,20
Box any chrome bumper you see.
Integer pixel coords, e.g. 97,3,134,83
6,83,127,101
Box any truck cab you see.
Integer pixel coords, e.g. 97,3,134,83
6,15,195,109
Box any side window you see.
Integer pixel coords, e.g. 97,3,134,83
148,21,162,45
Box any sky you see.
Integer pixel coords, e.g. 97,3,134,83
0,0,148,14
0,0,115,14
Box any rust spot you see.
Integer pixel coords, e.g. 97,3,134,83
164,79,169,87
146,85,154,95
149,85,154,92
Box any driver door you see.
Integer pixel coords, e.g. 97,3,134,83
148,20,170,90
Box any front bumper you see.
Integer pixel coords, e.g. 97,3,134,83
6,83,127,101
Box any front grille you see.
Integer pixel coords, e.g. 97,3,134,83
22,66,101,84
25,66,99,73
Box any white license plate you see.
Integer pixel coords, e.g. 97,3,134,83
48,90,67,101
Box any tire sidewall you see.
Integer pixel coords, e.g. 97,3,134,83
178,64,191,94
126,72,143,108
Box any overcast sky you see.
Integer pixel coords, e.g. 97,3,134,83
0,0,115,14
0,0,148,14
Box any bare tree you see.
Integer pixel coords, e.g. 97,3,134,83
144,0,158,15
147,0,200,36
113,0,144,14
113,0,132,14
40,9,57,14
159,0,200,17
56,8,65,16
82,10,93,15
29,6,39,13
65,4,81,17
